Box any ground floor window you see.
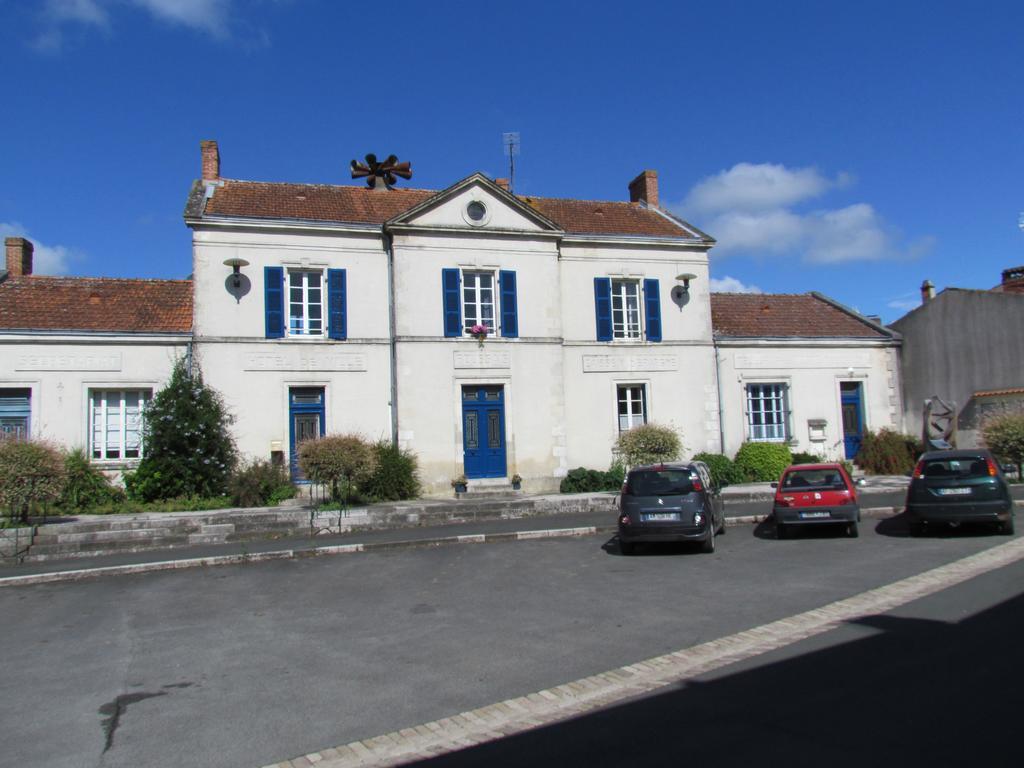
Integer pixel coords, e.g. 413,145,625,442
746,383,789,441
0,388,31,440
91,389,151,460
617,384,647,432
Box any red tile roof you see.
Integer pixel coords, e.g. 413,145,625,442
199,179,704,239
0,276,192,333
710,293,889,338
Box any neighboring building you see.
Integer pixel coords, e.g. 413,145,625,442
711,292,902,460
891,268,1024,446
0,141,903,493
0,237,191,469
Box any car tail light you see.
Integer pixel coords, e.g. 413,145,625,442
692,479,703,492
912,460,925,479
620,514,630,525
775,495,791,507
986,458,999,477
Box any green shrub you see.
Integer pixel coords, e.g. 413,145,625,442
615,424,682,468
559,464,624,493
855,429,922,475
983,413,1024,478
229,459,294,508
0,438,67,522
57,448,123,511
85,496,234,515
733,442,792,482
297,433,378,503
790,451,825,465
692,452,743,488
127,357,237,502
363,441,420,501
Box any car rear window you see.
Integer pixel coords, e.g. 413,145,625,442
782,469,847,490
625,469,693,497
920,457,990,479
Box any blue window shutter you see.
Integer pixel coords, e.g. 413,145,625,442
442,268,462,337
594,277,612,341
643,278,662,342
264,266,284,339
499,270,518,338
327,268,347,340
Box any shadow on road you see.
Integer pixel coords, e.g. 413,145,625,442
410,589,1024,767
876,511,1010,539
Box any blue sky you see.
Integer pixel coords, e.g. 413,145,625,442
2,0,1022,321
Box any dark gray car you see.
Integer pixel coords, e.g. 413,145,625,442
617,462,725,554
906,449,1015,536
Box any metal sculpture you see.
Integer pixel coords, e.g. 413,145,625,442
350,154,412,190
923,395,957,450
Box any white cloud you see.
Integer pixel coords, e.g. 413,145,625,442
0,223,80,275
709,276,762,293
131,0,230,37
887,291,921,312
673,162,932,264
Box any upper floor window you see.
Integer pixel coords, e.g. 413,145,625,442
746,383,789,442
617,384,647,432
288,270,324,336
442,268,518,339
594,277,661,342
462,271,496,333
91,389,151,461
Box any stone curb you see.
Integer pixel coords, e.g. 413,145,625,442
0,506,910,589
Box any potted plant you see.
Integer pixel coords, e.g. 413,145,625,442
451,474,468,494
467,324,488,346
511,473,522,490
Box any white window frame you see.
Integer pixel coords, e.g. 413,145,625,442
90,389,151,462
287,269,325,338
462,269,497,333
611,279,642,340
746,382,790,442
617,383,647,432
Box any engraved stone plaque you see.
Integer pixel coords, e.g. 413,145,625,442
16,353,122,371
453,350,511,369
582,355,678,373
244,353,367,371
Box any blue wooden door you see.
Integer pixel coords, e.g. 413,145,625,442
289,387,325,481
462,386,507,479
840,382,864,460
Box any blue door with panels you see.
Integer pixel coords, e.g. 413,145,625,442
462,385,507,479
289,387,325,481
0,389,30,440
840,382,864,460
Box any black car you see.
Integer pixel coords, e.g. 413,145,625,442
617,462,725,554
905,449,1015,536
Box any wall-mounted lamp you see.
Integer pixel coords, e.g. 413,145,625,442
223,257,250,288
672,272,698,302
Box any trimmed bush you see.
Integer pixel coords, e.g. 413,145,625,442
0,438,67,522
297,433,378,503
559,466,622,494
127,358,237,502
790,451,825,465
58,448,123,511
983,413,1024,478
692,452,743,488
363,441,420,501
229,459,295,508
856,429,922,475
733,441,792,482
615,423,682,468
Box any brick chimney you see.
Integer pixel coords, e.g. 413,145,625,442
4,237,33,277
920,279,935,303
201,140,220,180
628,170,658,208
1000,265,1024,293
494,178,510,192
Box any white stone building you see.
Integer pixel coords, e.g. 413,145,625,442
0,141,903,494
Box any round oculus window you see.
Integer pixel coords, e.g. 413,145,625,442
466,201,487,222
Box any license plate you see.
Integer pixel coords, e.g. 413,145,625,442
799,511,830,519
937,488,972,496
641,513,680,522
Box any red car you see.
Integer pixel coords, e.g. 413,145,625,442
772,463,861,539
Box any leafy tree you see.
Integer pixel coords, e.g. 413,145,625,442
126,357,237,502
615,424,682,468
983,413,1024,478
297,434,378,503
0,438,67,523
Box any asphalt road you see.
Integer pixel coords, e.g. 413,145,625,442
1,518,1021,768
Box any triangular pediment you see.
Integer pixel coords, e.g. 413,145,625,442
387,173,563,233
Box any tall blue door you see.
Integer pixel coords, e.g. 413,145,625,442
289,387,325,481
462,385,507,479
840,382,864,460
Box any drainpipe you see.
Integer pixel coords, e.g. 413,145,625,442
713,340,726,455
383,227,399,447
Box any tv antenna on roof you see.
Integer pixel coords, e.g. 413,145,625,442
502,132,520,193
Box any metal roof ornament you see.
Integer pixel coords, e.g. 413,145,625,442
350,153,413,190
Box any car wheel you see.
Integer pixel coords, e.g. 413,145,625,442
846,522,859,538
999,517,1015,536
701,525,715,554
620,541,634,556
776,523,787,540
718,517,726,535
